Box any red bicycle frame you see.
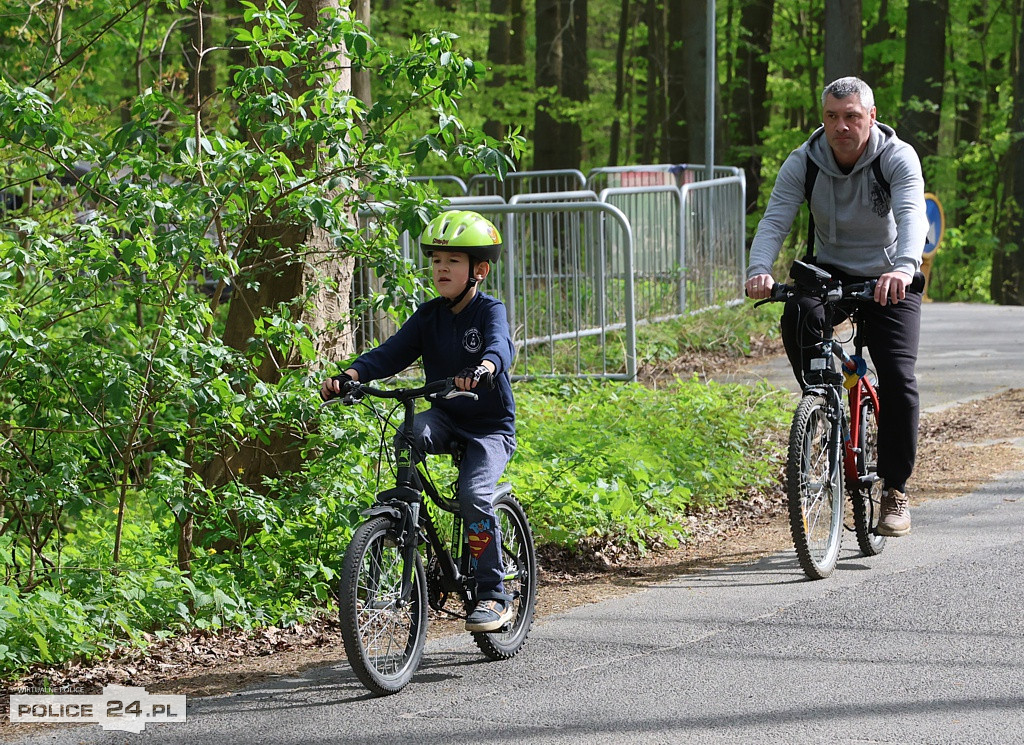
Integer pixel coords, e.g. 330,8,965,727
842,364,880,486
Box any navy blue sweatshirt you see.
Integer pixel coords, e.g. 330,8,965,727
348,292,516,437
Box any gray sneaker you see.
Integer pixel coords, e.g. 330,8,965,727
465,599,514,632
877,488,911,537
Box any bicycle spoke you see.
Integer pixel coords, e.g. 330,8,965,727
340,517,428,694
788,394,844,579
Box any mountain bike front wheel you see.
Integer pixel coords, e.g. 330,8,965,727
473,493,538,660
787,393,844,579
339,516,428,695
852,391,887,556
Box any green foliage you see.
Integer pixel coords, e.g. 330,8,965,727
0,0,521,679
509,378,790,550
637,302,780,361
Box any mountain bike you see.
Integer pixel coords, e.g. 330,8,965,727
756,260,899,579
329,378,537,695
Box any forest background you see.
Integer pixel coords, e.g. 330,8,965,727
0,0,1022,679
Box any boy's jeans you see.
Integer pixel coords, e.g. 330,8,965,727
403,408,516,602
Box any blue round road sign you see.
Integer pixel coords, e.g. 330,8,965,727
924,193,945,255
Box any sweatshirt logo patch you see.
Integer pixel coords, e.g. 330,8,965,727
463,327,483,353
870,180,891,218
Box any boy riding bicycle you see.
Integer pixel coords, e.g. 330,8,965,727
320,210,516,632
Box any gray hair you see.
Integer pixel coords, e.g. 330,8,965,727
821,77,875,111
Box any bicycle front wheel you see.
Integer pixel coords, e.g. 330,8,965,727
338,516,428,695
787,393,844,579
473,493,538,660
852,390,887,556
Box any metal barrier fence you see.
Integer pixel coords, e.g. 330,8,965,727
468,170,586,199
406,175,469,196
586,163,744,191
352,201,636,379
484,202,636,380
351,165,746,379
681,175,747,310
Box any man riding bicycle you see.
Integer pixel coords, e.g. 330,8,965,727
320,210,517,632
745,76,928,537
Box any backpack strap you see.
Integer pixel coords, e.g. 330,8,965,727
802,157,820,262
871,154,890,196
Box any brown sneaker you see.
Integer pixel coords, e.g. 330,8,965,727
877,488,911,537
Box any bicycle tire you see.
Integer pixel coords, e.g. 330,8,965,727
338,516,428,695
787,393,844,579
852,391,887,556
473,493,538,660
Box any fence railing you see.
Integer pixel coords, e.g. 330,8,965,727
353,165,746,379
485,202,636,380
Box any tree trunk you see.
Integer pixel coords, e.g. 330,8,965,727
559,0,587,169
726,0,775,211
350,0,372,109
640,0,667,163
824,0,862,82
201,0,354,495
679,0,709,164
666,0,689,164
898,0,948,160
533,0,563,169
609,0,630,166
484,0,511,142
992,11,1024,304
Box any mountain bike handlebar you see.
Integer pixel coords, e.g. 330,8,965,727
753,260,925,307
329,377,479,406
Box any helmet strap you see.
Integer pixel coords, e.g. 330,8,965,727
445,275,478,309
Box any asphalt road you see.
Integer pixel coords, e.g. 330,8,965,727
9,302,1024,745
719,301,1024,413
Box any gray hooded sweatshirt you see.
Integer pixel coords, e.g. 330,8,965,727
748,121,928,280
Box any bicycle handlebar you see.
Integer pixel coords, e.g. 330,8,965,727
757,279,876,306
752,260,925,307
324,377,478,406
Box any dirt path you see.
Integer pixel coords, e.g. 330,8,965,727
3,383,1023,726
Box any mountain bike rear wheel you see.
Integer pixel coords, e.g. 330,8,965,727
852,392,887,556
339,516,428,695
473,493,538,660
787,393,844,579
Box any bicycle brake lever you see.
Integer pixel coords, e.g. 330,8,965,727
435,389,478,401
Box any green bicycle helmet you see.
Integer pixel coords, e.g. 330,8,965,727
420,210,502,263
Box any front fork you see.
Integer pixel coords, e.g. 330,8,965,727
359,492,421,609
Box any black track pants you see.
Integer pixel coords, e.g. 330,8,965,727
780,268,922,492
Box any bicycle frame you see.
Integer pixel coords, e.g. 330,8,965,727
827,316,881,492
335,377,537,695
754,259,916,577
355,380,507,616
793,277,878,494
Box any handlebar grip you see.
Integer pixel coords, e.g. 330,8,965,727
909,271,926,293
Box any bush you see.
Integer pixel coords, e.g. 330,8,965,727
509,377,790,551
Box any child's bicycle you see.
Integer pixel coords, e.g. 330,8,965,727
327,377,537,695
756,260,921,579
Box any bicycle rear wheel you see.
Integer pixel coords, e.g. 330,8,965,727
473,493,538,660
852,391,887,556
787,393,844,579
338,516,428,695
